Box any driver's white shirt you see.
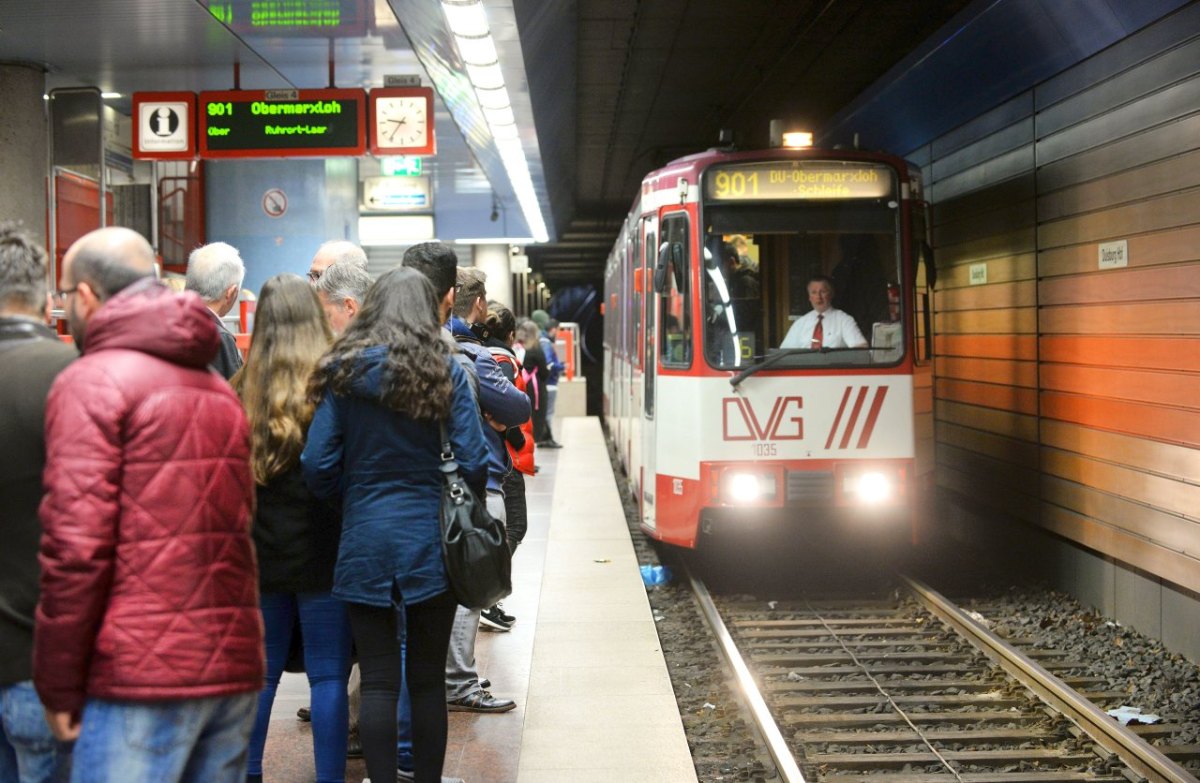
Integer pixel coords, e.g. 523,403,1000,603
780,307,866,349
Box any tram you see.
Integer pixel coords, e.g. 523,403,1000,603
603,132,936,550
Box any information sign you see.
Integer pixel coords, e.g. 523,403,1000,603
380,156,422,176
199,89,366,158
705,161,894,201
133,92,197,160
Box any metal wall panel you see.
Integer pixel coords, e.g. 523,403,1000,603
917,7,1200,608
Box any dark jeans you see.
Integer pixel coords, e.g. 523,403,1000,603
348,591,457,783
249,592,352,783
501,469,528,553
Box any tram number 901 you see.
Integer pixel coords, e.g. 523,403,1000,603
711,171,759,199
207,101,235,117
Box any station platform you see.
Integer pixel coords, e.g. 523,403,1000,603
261,416,697,782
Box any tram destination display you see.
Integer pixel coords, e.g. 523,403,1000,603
705,161,894,201
199,89,366,158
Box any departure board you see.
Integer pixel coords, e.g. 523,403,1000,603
705,161,894,201
199,89,366,158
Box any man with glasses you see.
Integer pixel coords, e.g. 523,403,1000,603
307,240,367,284
35,227,263,783
0,223,75,782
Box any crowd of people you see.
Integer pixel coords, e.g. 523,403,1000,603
0,221,566,783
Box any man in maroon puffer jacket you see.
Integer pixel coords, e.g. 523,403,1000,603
34,227,263,783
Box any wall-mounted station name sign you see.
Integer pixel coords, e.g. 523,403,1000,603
198,89,366,158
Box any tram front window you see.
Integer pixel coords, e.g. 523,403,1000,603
701,204,906,370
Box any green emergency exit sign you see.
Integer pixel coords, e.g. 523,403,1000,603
380,156,422,176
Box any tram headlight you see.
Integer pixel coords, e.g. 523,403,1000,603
852,471,892,505
721,470,778,505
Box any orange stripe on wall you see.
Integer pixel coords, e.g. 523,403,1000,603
939,356,1037,388
936,378,1038,415
1038,224,1200,278
936,280,1037,312
1041,391,1200,449
1040,336,1200,372
1039,263,1200,306
1040,301,1200,335
937,334,1037,361
937,308,1037,335
1041,420,1200,483
1040,364,1198,410
936,400,1039,441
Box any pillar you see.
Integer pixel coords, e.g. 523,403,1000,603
0,63,48,247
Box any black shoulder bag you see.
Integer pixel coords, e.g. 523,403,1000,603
439,424,512,609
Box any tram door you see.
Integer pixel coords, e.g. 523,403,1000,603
640,214,657,532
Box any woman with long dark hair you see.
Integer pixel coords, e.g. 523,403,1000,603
231,274,350,783
302,266,487,783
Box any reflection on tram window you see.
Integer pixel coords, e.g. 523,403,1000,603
701,202,905,369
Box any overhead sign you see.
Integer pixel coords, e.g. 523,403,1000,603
133,92,197,160
705,161,895,201
199,88,366,158
362,176,431,212
205,0,370,37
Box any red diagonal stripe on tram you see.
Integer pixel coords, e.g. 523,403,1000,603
856,386,889,448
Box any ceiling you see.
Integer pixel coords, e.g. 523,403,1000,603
0,0,974,289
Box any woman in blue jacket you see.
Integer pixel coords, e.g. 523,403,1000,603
302,267,487,783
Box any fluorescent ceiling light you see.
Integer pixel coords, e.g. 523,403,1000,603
442,1,489,36
454,34,498,65
464,62,504,90
441,0,550,243
455,236,537,245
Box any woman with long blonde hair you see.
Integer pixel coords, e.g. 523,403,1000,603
232,273,351,783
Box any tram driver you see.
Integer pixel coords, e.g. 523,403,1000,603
780,275,867,350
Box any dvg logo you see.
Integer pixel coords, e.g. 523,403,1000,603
722,396,804,441
722,386,890,448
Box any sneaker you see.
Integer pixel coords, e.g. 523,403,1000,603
494,602,516,625
447,689,516,713
296,706,311,722
479,606,512,632
537,440,563,449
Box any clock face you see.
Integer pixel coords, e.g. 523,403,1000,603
377,97,426,146
371,88,435,155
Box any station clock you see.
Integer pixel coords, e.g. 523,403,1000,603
370,87,436,156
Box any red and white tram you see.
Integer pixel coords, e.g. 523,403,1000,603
603,136,936,550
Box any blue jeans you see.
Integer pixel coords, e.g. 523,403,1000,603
248,592,351,783
70,693,256,783
0,680,71,783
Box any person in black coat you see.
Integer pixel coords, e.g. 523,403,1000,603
232,274,351,783
0,223,75,779
185,241,245,379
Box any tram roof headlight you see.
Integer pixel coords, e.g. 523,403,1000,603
781,131,813,149
852,471,892,505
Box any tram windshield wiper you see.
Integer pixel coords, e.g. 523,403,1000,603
729,347,870,387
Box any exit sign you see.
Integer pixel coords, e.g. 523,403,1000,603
380,156,422,176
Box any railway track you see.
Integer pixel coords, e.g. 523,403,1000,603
687,571,1199,783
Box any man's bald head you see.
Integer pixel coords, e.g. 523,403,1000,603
63,227,157,300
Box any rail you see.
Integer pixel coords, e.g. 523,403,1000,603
902,575,1197,783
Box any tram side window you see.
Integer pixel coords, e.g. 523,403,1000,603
658,214,691,367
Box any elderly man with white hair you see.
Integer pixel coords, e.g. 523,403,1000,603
185,241,245,379
313,260,373,335
307,240,368,283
